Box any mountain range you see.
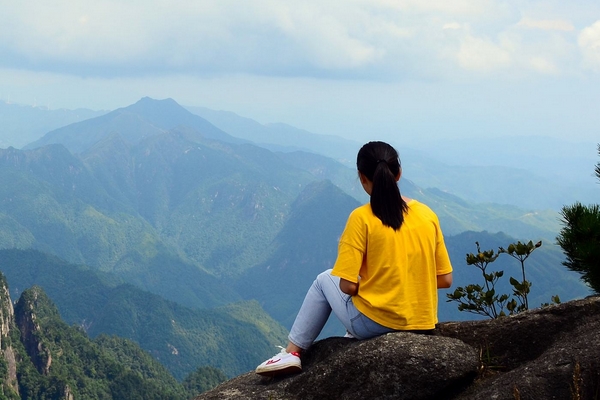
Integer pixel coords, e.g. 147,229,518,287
186,103,599,211
0,97,593,386
0,101,106,149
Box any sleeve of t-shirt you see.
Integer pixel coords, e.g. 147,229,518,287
434,219,453,276
331,209,366,284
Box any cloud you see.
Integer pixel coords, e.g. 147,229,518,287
443,23,462,31
579,20,600,72
456,35,512,72
0,0,596,81
528,56,559,75
517,17,575,32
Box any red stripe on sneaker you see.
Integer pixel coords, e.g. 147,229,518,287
265,358,281,365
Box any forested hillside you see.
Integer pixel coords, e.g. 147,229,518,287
0,272,221,399
0,249,288,380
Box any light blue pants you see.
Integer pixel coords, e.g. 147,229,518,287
288,269,396,350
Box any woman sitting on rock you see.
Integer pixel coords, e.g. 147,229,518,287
256,140,453,377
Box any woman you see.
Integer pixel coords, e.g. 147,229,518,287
256,141,453,377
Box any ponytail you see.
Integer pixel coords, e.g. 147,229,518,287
357,141,408,230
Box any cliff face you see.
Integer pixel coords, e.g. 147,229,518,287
0,282,72,398
196,295,600,400
14,287,54,376
0,275,19,397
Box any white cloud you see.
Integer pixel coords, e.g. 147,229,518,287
456,35,511,72
517,17,575,32
579,20,600,72
443,23,462,31
0,0,597,80
528,56,559,75
264,3,384,69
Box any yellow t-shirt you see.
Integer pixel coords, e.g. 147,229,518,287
331,200,452,330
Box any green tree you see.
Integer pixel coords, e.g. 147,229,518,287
182,366,227,398
556,144,600,294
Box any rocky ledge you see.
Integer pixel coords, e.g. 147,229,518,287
196,295,600,400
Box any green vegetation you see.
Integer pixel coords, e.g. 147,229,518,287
0,274,232,399
12,286,187,399
0,249,287,380
447,240,560,319
557,144,600,294
182,366,227,398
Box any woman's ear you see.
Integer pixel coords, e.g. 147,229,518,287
396,168,402,182
359,171,368,184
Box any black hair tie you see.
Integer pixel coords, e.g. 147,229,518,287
376,159,387,164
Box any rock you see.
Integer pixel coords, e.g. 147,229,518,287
196,296,600,400
196,333,479,400
438,295,600,400
0,275,18,395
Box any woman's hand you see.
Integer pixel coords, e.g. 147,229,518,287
339,278,359,296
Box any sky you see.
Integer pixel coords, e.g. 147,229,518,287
1,0,599,146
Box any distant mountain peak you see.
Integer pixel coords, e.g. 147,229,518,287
127,96,181,111
24,97,244,154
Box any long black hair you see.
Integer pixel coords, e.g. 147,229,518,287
357,141,408,230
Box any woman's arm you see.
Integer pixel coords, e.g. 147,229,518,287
339,278,359,296
437,272,453,288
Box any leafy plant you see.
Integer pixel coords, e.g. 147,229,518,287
446,242,510,318
447,240,557,319
498,240,542,311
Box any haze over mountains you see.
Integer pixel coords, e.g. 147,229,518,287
187,103,599,211
0,97,593,382
0,101,106,149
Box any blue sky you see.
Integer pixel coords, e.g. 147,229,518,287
1,0,599,145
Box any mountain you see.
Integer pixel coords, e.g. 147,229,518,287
79,126,317,277
0,249,288,380
5,98,595,211
25,97,245,154
186,104,598,211
276,150,561,240
399,145,599,211
0,101,106,149
235,181,590,337
274,150,368,203
185,105,360,164
0,272,192,399
409,185,561,239
0,144,241,309
236,180,359,335
0,98,577,307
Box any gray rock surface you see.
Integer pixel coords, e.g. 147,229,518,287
439,295,600,400
196,296,600,400
196,333,479,400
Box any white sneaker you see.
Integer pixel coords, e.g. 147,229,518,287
255,348,302,377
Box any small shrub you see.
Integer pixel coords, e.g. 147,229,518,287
447,240,559,319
